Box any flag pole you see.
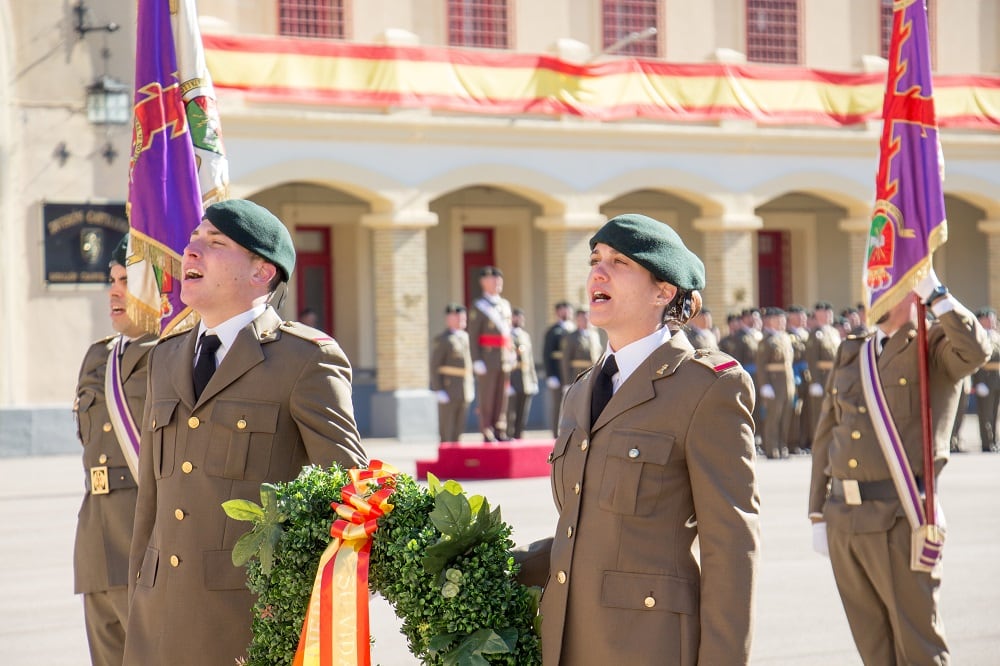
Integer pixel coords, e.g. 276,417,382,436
916,302,935,524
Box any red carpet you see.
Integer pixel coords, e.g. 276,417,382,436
416,438,555,480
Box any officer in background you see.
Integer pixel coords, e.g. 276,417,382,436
542,300,574,437
757,307,795,459
506,307,539,439
972,307,1000,452
125,200,367,665
74,235,157,665
430,303,474,443
809,275,989,665
806,301,842,446
467,265,515,442
786,305,812,453
560,308,602,387
686,307,719,350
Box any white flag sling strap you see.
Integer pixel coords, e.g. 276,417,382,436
104,337,141,483
859,338,944,572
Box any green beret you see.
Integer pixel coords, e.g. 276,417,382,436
110,233,128,268
479,265,503,278
203,199,295,282
976,307,996,318
590,213,705,290
444,303,466,314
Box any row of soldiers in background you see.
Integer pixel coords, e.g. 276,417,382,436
694,302,1000,457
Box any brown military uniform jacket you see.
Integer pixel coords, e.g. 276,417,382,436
430,328,474,404
685,325,719,351
541,331,760,665
510,326,539,396
559,328,602,385
125,307,367,665
74,334,156,594
809,309,989,529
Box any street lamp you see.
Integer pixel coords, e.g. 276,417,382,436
86,74,131,125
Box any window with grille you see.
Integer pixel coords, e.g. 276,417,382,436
278,0,347,40
746,0,800,64
601,0,659,58
880,0,934,62
447,0,510,49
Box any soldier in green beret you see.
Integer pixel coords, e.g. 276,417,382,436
517,213,761,665
125,199,368,665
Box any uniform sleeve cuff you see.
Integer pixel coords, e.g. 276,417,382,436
930,294,957,317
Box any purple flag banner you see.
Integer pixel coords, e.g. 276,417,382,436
864,0,946,326
126,0,228,335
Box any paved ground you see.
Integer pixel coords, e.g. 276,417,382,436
2,422,999,665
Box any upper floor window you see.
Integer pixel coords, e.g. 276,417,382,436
278,0,347,40
601,0,660,58
448,0,510,49
880,0,934,63
746,0,800,65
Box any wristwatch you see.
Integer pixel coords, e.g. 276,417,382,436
923,284,949,307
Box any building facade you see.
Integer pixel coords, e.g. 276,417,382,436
2,0,999,450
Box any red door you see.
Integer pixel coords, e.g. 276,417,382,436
757,230,789,308
462,227,495,306
294,226,334,334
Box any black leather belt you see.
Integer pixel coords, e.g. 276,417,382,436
85,466,136,495
830,477,923,504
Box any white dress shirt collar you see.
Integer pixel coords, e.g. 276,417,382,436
602,326,672,392
196,304,267,365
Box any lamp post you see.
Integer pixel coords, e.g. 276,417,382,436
86,74,131,125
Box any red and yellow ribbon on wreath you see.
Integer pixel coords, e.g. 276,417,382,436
293,460,399,666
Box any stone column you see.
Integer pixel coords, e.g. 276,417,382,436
361,209,438,439
838,216,872,307
692,213,763,314
535,212,607,313
977,218,1000,309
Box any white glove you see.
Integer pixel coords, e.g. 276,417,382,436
914,268,942,301
473,360,487,376
546,376,561,390
760,384,775,400
976,382,989,398
809,382,824,398
812,522,829,558
435,390,450,404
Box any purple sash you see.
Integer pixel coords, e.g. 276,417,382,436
104,338,141,482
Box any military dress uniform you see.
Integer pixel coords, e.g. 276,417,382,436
430,326,474,443
756,328,795,459
787,325,812,451
74,333,156,666
685,324,719,351
506,324,539,439
125,307,367,665
809,307,989,665
559,327,602,387
971,326,1000,451
542,320,573,436
536,332,760,665
805,322,842,443
468,295,514,440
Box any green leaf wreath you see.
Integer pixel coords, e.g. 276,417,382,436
222,464,542,666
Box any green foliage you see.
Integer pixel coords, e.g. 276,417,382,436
228,465,541,666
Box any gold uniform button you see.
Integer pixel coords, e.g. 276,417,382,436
859,406,867,414
151,419,156,429
573,483,581,495
236,419,247,430
580,439,589,452
169,555,180,567
628,448,640,459
174,509,185,521
102,422,112,432
851,431,862,440
567,526,573,538
98,454,108,464
181,461,194,474
832,388,839,395
898,378,907,386
556,571,567,584
644,596,656,608
848,458,859,468
188,416,200,429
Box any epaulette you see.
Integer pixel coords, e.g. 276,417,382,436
845,330,876,341
156,326,193,344
278,320,337,346
690,348,741,375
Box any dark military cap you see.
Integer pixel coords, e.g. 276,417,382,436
444,303,467,314
763,306,786,317
512,307,525,316
110,233,129,268
787,304,805,314
727,313,740,323
590,213,705,291
814,301,834,311
203,199,296,282
975,307,996,318
555,300,572,309
479,265,503,278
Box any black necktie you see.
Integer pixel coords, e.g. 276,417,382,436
590,355,618,428
879,336,888,356
193,333,222,400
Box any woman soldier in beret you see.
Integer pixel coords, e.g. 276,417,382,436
517,213,761,665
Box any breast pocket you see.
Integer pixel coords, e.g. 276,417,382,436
150,400,179,479
205,400,280,481
599,430,674,516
